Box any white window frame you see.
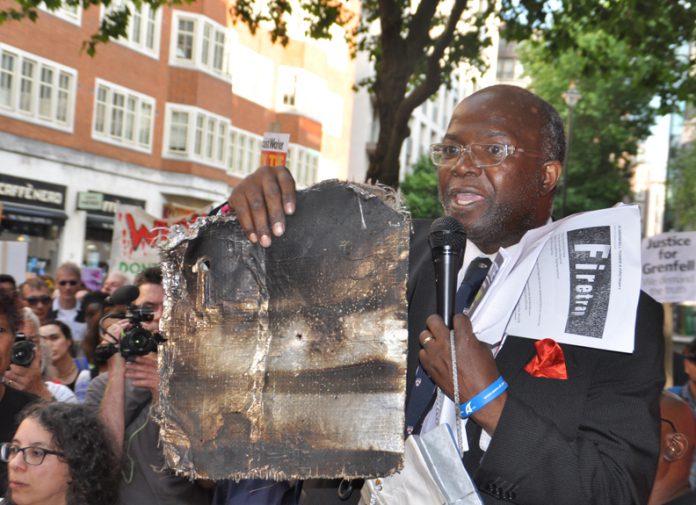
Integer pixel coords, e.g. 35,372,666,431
38,1,81,25
227,126,262,177
170,11,231,82
91,78,156,153
101,0,162,59
287,144,320,188
0,43,76,132
163,103,230,169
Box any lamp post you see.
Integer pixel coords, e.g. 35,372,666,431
561,81,581,218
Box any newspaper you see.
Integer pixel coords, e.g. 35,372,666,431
469,205,642,353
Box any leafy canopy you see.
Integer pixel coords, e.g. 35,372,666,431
400,154,441,219
519,28,661,216
668,144,696,230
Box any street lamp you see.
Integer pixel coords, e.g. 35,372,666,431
561,81,581,218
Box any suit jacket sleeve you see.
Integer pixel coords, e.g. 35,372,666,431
474,291,664,504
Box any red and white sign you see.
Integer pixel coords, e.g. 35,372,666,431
110,205,207,276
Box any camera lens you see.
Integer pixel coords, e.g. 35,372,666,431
11,340,35,368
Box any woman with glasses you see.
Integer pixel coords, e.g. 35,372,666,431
1,402,120,505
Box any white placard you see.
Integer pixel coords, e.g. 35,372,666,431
641,231,696,304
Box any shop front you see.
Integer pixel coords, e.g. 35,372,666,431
76,191,146,270
0,174,67,274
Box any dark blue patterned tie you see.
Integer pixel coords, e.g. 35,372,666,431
405,257,492,436
455,258,492,314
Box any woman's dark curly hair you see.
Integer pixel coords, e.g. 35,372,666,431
12,402,121,505
0,288,22,335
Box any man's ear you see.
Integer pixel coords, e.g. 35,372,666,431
664,432,689,462
541,161,562,195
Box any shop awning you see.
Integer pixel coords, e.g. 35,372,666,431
86,213,114,230
2,202,68,226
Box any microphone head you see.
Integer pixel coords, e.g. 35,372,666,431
429,216,466,253
106,285,140,306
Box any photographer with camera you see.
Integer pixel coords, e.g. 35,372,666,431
0,288,39,497
3,308,77,403
84,267,211,505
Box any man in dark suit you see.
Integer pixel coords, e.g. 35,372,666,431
228,84,664,504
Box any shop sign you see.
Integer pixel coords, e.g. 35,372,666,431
77,192,104,211
83,191,146,216
0,174,66,210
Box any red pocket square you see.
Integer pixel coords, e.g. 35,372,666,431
524,338,568,380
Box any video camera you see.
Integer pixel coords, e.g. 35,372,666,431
10,332,35,367
95,285,166,362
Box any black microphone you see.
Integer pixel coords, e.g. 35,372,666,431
106,285,140,306
429,216,466,328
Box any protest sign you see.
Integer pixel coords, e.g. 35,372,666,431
110,204,207,276
641,231,696,303
260,132,290,167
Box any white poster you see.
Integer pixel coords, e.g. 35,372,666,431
471,205,642,353
109,205,208,277
0,241,28,284
641,232,696,304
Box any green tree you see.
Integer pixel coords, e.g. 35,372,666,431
668,144,696,230
400,155,441,219
519,30,658,216
501,1,696,113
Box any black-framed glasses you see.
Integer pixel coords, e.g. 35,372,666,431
58,280,78,287
430,142,543,168
26,295,52,306
0,443,65,465
661,418,678,433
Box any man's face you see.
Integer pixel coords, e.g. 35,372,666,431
437,87,559,253
20,287,52,322
0,313,14,377
133,283,164,332
684,357,696,383
0,281,15,294
55,269,80,302
84,302,104,328
102,273,127,295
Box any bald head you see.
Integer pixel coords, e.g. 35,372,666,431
102,272,130,295
464,85,566,166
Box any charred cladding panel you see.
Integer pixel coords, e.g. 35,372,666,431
158,181,411,481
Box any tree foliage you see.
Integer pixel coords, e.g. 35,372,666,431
501,0,696,113
519,29,659,216
3,0,696,188
399,154,441,219
668,144,696,230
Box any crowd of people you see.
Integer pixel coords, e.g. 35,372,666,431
0,84,695,505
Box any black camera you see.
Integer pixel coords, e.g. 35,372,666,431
95,285,166,363
11,333,35,368
118,305,166,361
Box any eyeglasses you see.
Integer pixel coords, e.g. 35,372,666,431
0,443,64,465
58,280,78,287
26,296,52,306
429,143,543,168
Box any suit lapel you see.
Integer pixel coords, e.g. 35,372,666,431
494,336,536,383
